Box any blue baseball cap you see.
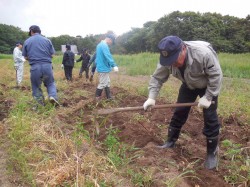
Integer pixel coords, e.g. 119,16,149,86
158,36,183,66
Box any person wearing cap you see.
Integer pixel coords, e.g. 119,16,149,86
13,41,26,87
62,44,75,81
143,36,223,170
76,48,91,81
95,34,119,100
22,25,59,107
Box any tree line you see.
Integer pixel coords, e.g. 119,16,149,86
1,11,249,54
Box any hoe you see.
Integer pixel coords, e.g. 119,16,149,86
96,102,206,115
94,102,215,135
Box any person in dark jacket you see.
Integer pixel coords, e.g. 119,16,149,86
88,52,96,82
143,36,223,170
62,44,75,81
76,48,91,81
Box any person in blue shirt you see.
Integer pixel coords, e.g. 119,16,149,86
95,34,119,100
22,25,59,107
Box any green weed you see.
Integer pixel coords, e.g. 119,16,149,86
72,122,90,146
164,169,198,187
103,126,133,168
104,127,124,167
221,139,250,186
127,168,154,187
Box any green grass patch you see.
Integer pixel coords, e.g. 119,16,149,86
114,52,250,79
0,54,12,59
219,78,250,124
104,126,129,167
7,98,36,185
219,53,250,78
114,53,158,76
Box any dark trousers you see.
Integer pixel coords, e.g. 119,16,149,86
64,66,73,80
91,65,96,75
30,63,58,103
79,66,89,79
170,83,220,138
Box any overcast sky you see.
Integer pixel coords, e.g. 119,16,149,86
0,0,249,37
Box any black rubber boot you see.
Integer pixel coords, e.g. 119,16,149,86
105,87,112,99
204,136,219,170
158,127,181,148
90,75,93,82
95,88,103,100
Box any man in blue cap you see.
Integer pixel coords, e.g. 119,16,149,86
22,25,59,107
13,41,26,87
143,36,223,170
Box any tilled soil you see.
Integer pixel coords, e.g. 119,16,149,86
1,75,249,187
57,76,249,187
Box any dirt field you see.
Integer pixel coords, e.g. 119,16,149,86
0,74,249,187
58,75,249,187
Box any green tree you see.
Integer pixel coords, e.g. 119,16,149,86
118,11,250,54
0,24,28,54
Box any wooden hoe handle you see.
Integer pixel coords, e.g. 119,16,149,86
96,102,201,115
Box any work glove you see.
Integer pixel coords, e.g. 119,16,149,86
113,66,119,72
198,96,212,109
143,98,156,110
14,65,18,70
61,64,64,69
